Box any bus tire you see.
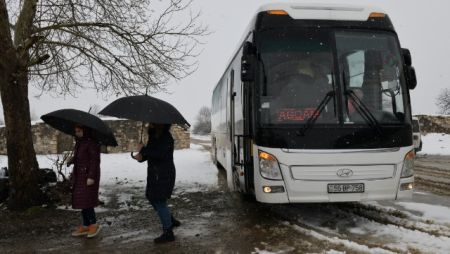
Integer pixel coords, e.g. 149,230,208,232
233,169,241,192
212,140,218,166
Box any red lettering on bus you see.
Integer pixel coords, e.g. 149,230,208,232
275,108,321,122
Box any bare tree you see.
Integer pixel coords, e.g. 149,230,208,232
48,153,70,183
0,0,208,210
436,88,450,115
192,106,211,135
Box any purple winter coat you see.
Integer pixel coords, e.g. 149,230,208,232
71,127,101,209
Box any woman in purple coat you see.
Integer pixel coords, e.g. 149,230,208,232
133,123,180,244
67,123,101,238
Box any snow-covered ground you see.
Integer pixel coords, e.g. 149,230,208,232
419,133,450,156
1,133,450,253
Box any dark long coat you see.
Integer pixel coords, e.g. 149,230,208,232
139,125,176,201
71,128,101,209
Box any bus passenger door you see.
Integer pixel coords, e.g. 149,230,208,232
228,69,240,192
230,69,249,194
224,70,235,191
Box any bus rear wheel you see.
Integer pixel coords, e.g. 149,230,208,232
212,140,218,166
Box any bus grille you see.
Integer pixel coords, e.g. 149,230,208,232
289,164,396,181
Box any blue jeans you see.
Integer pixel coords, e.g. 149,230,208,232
149,199,172,230
82,208,96,227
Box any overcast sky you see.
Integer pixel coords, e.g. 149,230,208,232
1,0,448,125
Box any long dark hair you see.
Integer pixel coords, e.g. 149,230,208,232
149,123,167,139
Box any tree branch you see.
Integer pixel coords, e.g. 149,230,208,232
5,0,209,97
28,54,50,67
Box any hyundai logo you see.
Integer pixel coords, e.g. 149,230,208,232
337,168,353,178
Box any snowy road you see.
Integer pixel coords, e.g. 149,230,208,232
269,197,450,253
415,155,450,197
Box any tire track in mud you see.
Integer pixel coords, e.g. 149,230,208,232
336,202,450,253
269,203,401,253
414,157,450,195
338,202,450,238
415,165,450,178
273,202,450,253
414,176,450,196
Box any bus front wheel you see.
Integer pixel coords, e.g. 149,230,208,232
233,169,241,192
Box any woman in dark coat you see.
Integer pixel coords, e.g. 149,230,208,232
133,123,180,244
67,123,101,238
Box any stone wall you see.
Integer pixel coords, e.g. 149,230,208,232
0,120,190,155
415,115,450,135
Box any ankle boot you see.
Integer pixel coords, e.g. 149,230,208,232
171,215,181,227
154,227,175,244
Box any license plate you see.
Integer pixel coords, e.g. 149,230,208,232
328,183,364,193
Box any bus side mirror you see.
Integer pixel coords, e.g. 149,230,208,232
402,48,417,89
241,41,256,82
406,66,417,90
402,48,412,66
241,55,256,82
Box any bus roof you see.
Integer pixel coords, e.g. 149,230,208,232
219,2,390,88
257,3,386,21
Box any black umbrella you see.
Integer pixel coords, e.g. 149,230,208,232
99,95,189,156
41,109,118,147
98,95,190,127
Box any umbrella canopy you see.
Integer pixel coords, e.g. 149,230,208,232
98,95,190,126
41,109,118,147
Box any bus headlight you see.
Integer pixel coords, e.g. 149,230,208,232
259,151,282,180
401,150,415,178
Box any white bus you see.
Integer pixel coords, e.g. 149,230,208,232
211,3,417,203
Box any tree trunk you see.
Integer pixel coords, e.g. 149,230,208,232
0,72,42,210
0,0,42,210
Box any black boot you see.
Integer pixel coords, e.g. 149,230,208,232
154,227,175,244
171,215,181,227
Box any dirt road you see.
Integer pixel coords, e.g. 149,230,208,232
0,139,449,253
414,154,450,196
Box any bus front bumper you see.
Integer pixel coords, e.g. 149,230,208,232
254,165,414,203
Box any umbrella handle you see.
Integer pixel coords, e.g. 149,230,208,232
140,121,145,143
131,152,136,159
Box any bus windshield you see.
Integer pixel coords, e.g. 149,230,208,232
257,28,408,126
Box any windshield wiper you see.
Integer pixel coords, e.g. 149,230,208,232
297,90,335,136
259,54,268,96
345,90,383,134
341,71,383,134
